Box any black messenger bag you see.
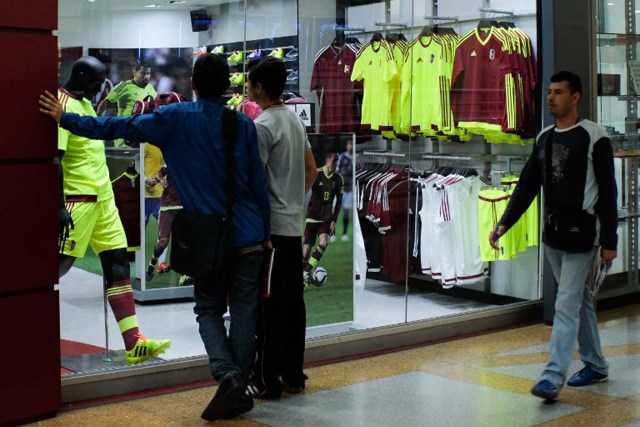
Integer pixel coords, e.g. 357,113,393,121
170,110,237,279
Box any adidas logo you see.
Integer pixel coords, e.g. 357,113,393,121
471,51,477,57
299,110,308,120
417,57,423,63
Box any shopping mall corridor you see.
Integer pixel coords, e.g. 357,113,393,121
30,304,640,426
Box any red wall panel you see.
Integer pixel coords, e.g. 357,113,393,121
0,31,58,161
0,291,60,425
0,164,58,292
0,1,57,30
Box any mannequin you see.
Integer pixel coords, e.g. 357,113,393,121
57,56,170,363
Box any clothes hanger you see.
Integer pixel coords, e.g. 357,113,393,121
370,32,384,42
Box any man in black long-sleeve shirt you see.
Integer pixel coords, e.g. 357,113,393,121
490,71,618,401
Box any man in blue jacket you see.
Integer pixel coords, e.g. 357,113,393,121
490,71,618,401
40,53,270,421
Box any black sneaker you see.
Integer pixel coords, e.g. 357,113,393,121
246,379,284,400
202,373,253,421
284,383,304,394
284,373,308,394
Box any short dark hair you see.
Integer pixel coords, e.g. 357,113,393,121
247,56,286,100
133,59,152,71
192,53,230,98
550,71,583,95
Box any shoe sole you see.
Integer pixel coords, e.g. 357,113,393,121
530,387,558,400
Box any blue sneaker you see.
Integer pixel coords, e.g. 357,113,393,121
531,380,559,400
567,366,608,387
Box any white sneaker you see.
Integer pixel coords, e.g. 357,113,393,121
341,234,349,242
330,235,337,243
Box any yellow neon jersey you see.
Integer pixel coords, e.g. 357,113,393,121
351,40,397,131
58,89,113,201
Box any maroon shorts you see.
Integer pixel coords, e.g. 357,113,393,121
303,221,331,244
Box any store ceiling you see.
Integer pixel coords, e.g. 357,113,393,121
58,0,241,14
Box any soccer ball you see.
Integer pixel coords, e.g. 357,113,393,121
312,266,328,287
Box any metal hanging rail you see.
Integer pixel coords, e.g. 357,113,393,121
423,16,460,24
362,151,407,158
332,24,366,32
420,154,473,161
374,22,408,28
479,8,515,16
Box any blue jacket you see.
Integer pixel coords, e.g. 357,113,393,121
60,97,270,247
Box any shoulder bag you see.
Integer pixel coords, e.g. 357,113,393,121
170,109,237,279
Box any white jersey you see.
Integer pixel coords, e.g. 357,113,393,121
433,176,461,288
448,176,487,285
418,175,440,275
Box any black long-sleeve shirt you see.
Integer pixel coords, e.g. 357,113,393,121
498,120,618,251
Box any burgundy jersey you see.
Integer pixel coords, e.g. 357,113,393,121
310,44,359,133
112,172,140,249
450,28,512,128
383,180,408,282
306,169,344,223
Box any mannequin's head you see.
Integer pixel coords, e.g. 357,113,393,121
65,56,107,100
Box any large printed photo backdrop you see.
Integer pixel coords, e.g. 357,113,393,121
88,47,195,105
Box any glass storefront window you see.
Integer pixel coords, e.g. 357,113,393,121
595,0,640,297
56,0,541,378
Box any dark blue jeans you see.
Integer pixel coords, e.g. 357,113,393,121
193,243,263,383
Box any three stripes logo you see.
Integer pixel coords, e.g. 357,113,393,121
299,110,309,121
133,344,148,358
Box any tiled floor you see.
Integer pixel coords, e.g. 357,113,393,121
35,303,640,426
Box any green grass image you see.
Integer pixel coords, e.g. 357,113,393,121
73,212,354,327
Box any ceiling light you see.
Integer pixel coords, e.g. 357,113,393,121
144,4,160,7
168,1,187,4
607,2,614,5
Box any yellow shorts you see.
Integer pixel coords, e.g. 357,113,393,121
61,196,128,257
478,189,512,261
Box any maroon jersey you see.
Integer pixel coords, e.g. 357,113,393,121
306,168,344,223
383,180,408,282
112,172,140,249
450,28,512,128
310,44,359,133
